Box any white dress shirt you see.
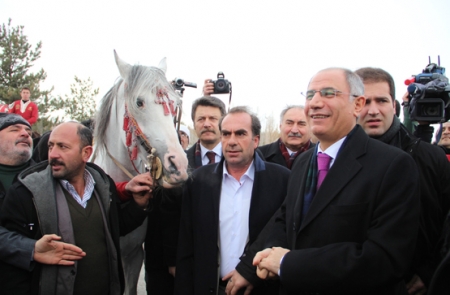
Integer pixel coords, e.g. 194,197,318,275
219,160,255,278
200,142,222,165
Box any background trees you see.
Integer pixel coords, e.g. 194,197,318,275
0,18,51,106
0,19,99,134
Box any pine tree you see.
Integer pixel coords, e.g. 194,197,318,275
0,19,52,105
38,76,99,131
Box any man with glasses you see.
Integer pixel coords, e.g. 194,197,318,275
356,67,450,295
250,68,420,295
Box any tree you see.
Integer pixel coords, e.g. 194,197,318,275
260,113,280,145
0,19,51,105
37,76,98,132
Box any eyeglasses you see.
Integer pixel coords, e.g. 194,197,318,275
301,88,358,100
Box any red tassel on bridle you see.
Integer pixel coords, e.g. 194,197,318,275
126,131,132,147
123,116,129,131
131,145,138,160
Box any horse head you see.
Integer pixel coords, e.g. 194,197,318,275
94,51,188,187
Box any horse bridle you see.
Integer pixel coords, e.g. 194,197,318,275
121,87,181,183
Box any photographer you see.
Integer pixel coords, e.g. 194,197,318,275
356,67,450,295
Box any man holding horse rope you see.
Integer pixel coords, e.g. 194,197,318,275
0,121,154,295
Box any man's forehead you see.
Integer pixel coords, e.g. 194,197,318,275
195,106,221,116
283,108,306,121
309,71,346,89
1,124,31,132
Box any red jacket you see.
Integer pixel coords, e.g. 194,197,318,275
9,100,39,125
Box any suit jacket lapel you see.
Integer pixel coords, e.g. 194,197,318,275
211,161,224,227
299,127,368,231
292,153,310,234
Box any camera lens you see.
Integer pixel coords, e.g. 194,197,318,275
217,81,225,89
175,79,184,87
423,105,440,116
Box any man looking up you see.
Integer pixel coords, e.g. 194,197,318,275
259,105,314,169
0,121,151,295
253,68,420,294
9,87,39,126
175,106,290,295
356,67,450,294
186,96,226,168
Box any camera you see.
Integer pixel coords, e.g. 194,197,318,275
405,57,450,123
211,72,231,94
172,78,197,91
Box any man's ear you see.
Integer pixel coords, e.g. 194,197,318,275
353,96,366,118
82,146,93,162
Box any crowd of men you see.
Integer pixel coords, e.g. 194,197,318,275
0,66,450,295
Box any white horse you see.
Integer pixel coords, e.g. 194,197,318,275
93,51,188,295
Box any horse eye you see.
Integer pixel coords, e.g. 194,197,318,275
136,98,144,108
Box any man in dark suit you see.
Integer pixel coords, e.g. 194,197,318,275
186,96,226,169
175,106,290,295
252,68,420,294
259,105,315,169
355,67,450,295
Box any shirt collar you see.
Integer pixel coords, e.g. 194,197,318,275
200,142,222,158
222,160,255,182
60,169,96,192
317,136,346,161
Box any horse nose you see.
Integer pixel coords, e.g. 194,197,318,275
168,155,180,175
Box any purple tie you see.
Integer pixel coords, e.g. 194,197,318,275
206,151,216,164
317,153,332,190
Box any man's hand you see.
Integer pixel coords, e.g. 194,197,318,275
203,79,214,96
34,234,86,265
253,247,290,280
127,173,153,208
224,270,254,295
406,274,427,295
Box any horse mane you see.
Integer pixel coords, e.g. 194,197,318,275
94,64,181,152
94,79,124,152
125,65,181,120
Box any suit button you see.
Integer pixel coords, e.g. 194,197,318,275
209,288,214,293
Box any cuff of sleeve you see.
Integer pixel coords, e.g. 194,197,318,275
278,253,287,277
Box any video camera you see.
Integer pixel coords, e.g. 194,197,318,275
172,78,197,91
211,72,231,94
405,56,450,123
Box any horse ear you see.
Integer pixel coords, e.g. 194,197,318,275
114,50,132,79
158,57,167,74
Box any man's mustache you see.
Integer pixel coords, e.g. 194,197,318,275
15,139,31,146
49,159,65,166
288,133,302,138
201,129,216,135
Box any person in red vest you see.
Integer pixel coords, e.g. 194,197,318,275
9,87,39,126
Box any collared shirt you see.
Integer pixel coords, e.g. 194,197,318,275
59,169,96,208
219,160,255,278
317,136,346,168
200,142,222,165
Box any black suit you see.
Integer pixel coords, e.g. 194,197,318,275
258,139,315,168
175,153,290,295
186,143,201,170
267,126,420,295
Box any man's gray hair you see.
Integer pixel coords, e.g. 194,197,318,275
315,68,365,101
280,105,305,122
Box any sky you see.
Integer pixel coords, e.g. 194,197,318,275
1,0,449,129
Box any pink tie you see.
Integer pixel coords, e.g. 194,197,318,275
206,151,216,164
317,153,332,190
